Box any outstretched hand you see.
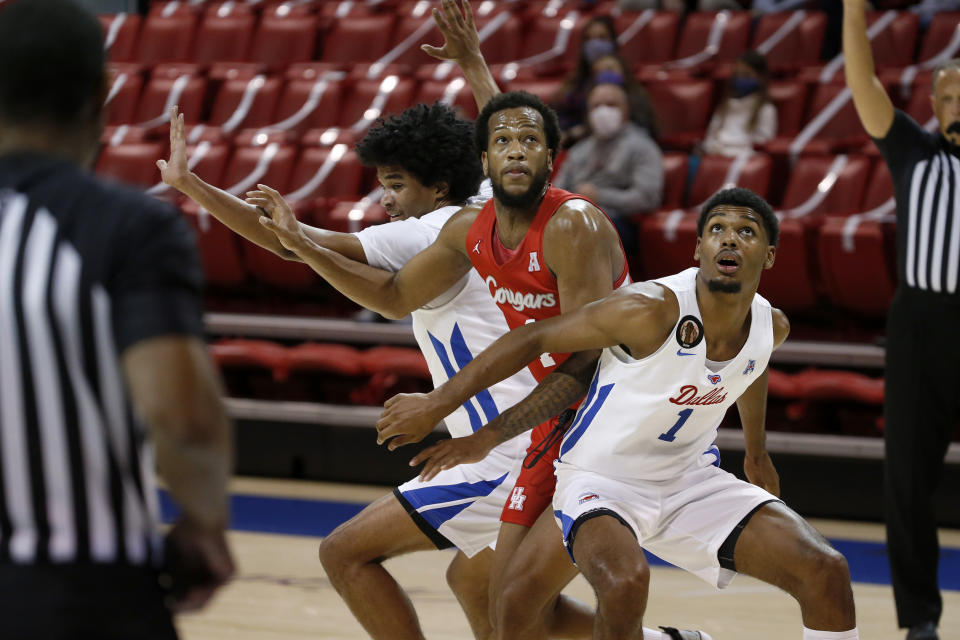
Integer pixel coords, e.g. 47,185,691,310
409,430,497,481
421,0,481,63
161,516,235,613
156,105,190,190
376,393,446,450
744,450,780,497
246,184,307,253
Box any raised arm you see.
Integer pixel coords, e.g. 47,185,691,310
158,106,366,263
843,0,894,138
421,0,500,111
735,307,790,497
257,185,476,319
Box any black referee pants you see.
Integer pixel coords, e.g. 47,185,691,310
884,286,960,629
0,563,178,639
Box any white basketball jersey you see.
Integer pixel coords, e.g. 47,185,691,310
355,202,538,442
556,268,774,481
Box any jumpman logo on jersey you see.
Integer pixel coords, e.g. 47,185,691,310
508,487,527,511
528,251,541,272
473,239,482,254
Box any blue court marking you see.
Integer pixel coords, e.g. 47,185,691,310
159,490,960,590
428,331,482,431
449,324,499,423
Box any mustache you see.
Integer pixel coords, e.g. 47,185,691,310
948,122,960,135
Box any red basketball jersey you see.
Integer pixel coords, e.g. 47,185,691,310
465,186,630,382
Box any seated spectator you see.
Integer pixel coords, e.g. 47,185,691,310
702,50,777,157
554,82,664,255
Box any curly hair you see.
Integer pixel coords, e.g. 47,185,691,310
698,187,779,246
474,91,561,156
355,102,483,204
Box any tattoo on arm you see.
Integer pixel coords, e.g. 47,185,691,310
485,351,599,444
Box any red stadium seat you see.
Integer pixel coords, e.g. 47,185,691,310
862,160,895,211
322,198,389,233
100,13,141,62
767,80,809,138
193,2,256,65
917,12,960,64
905,84,935,128
518,9,591,74
688,153,773,207
616,11,679,65
470,4,523,65
283,342,374,405
134,65,208,125
208,74,283,132
757,218,820,313
337,76,418,129
241,206,322,291
269,74,345,134
389,3,442,68
773,82,884,155
868,10,919,69
638,210,698,279
210,338,290,380
779,155,872,217
320,14,396,64
220,137,298,195
105,63,144,125
645,79,714,150
752,11,826,73
504,78,564,104
137,3,198,65
660,152,689,209
818,216,896,316
352,345,432,406
250,5,320,69
286,145,365,201
288,342,365,377
180,200,248,287
95,140,165,188
647,11,751,77
415,77,480,119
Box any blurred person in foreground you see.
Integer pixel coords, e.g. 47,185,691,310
0,1,235,638
844,0,960,638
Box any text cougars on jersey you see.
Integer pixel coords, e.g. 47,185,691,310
668,385,728,406
485,275,557,312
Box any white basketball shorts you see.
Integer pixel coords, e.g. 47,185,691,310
553,462,781,588
395,436,527,558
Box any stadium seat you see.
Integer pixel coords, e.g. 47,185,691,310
773,82,883,155
95,139,165,188
767,80,809,138
646,79,714,150
688,153,773,207
780,155,872,217
818,215,896,316
352,346,432,406
289,342,366,377
286,145,364,201
209,338,291,399
615,11,679,65
660,152,689,209
134,64,208,125
269,74,345,134
319,14,396,64
388,3,442,68
916,13,960,65
517,9,591,75
180,200,248,287
337,76,418,129
638,210,698,279
208,74,284,131
862,160,895,211
322,198,389,233
192,2,256,65
905,84,935,128
415,77,479,119
504,77,564,104
137,3,198,65
105,63,144,125
752,11,826,73
220,136,298,195
100,13,141,62
868,10,920,69
470,3,523,65
640,11,750,79
249,4,319,69
757,217,820,313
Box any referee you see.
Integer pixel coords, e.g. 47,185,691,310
0,1,234,638
844,2,959,639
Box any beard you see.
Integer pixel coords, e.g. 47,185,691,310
707,278,742,294
490,165,550,210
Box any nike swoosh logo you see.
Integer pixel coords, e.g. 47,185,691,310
677,350,696,356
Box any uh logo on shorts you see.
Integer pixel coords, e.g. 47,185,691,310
508,487,527,511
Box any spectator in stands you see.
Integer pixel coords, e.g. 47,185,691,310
845,0,960,638
554,81,664,254
702,50,777,157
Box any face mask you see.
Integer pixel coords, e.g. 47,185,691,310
593,69,624,86
730,76,761,98
589,105,623,139
583,38,615,64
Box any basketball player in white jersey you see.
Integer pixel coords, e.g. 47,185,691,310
384,188,860,640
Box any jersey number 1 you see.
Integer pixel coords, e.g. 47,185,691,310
658,408,693,442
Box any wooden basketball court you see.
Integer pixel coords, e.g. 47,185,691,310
170,478,960,640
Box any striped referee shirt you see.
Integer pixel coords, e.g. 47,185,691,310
874,110,960,295
0,152,204,566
